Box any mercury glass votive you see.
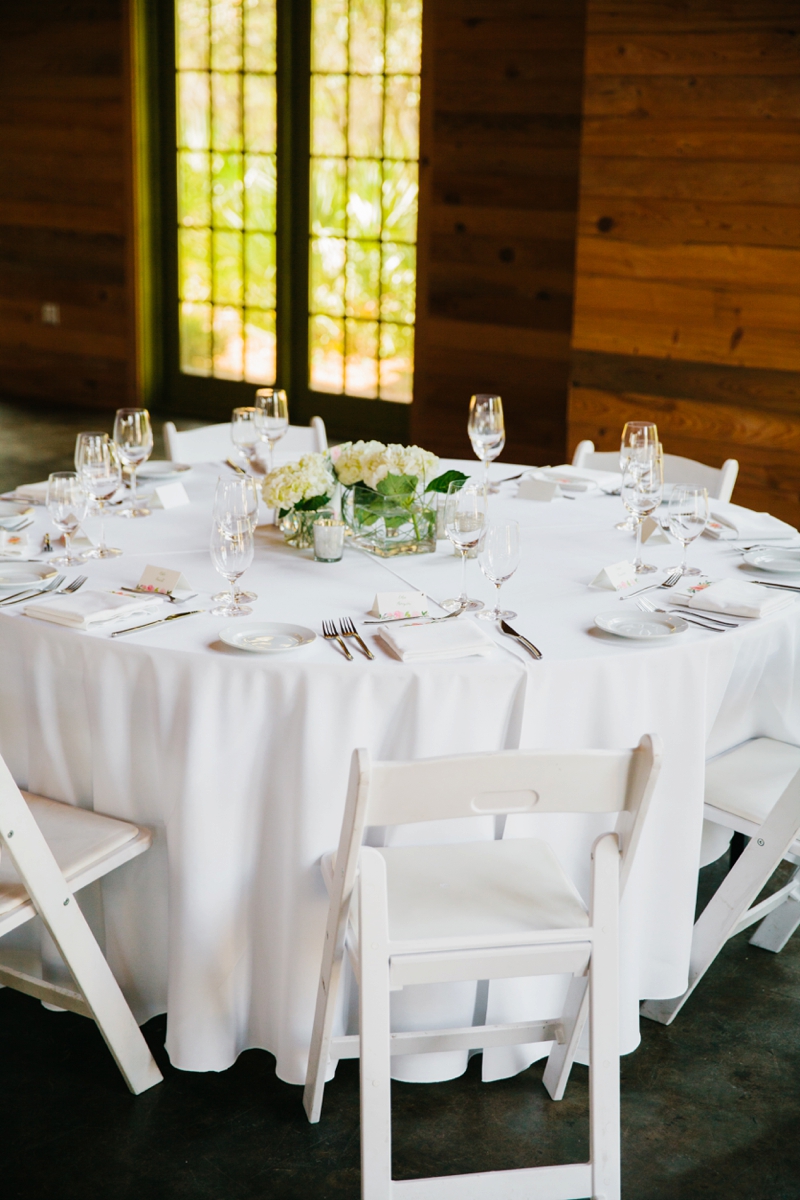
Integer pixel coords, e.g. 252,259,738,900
313,514,345,562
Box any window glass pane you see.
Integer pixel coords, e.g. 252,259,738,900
245,308,276,382
213,230,243,305
310,157,347,237
178,151,211,227
245,232,276,308
311,75,347,158
348,76,382,159
312,0,348,72
347,158,381,239
180,302,212,375
385,0,422,74
179,228,212,301
383,75,420,160
178,73,210,149
346,239,380,319
244,74,276,152
177,0,210,70
211,72,242,151
382,160,418,243
244,153,277,231
244,0,276,72
310,314,345,393
348,0,384,74
212,152,243,229
213,305,244,379
379,322,414,402
210,0,242,70
345,319,379,398
310,237,346,317
380,242,415,325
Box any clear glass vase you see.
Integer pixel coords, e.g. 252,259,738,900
278,508,317,549
341,484,436,557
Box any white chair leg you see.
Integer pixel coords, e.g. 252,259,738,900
749,886,800,953
590,834,621,1200
542,974,588,1101
358,850,393,1200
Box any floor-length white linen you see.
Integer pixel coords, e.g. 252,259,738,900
1,461,799,1084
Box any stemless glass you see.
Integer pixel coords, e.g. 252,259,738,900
46,472,89,566
623,449,663,574
210,517,254,617
212,477,260,602
113,408,153,517
468,393,505,495
441,481,486,612
230,407,262,469
478,520,520,621
76,433,123,558
254,387,289,473
616,421,659,531
667,486,709,576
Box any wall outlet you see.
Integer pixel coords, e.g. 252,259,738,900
41,303,60,325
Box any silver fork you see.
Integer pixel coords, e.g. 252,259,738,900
338,616,374,660
0,573,65,606
637,595,729,631
5,573,87,609
322,618,353,660
61,575,88,594
623,568,682,600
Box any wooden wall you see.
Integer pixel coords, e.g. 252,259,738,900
411,0,588,465
0,2,132,412
569,0,800,523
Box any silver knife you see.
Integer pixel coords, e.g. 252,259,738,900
748,580,800,592
500,619,542,660
110,609,204,637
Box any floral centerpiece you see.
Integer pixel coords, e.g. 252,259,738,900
262,453,333,548
332,440,467,557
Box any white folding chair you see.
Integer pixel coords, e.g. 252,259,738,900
304,736,662,1200
572,440,738,502
162,416,328,463
641,737,800,1028
0,753,162,1094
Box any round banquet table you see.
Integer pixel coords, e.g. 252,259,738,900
1,459,799,1086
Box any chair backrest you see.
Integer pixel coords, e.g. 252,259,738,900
335,736,661,899
571,440,738,502
163,416,328,464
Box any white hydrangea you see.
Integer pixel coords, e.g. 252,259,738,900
332,441,439,491
262,453,332,510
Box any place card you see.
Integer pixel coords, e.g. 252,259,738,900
135,564,192,595
589,560,637,591
370,590,428,619
516,477,559,502
640,516,670,545
154,481,190,509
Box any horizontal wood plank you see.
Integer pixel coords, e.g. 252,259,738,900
586,31,800,76
576,236,800,292
432,204,577,241
579,155,800,205
0,200,123,235
583,74,800,120
426,317,572,362
579,196,800,249
582,117,800,161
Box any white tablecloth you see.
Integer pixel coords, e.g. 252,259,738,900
1,459,799,1085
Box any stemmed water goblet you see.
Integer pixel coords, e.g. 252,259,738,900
667,486,708,576
254,388,289,474
477,520,520,621
230,408,262,471
75,433,123,558
616,421,658,531
212,477,260,603
210,517,254,617
113,408,153,517
623,447,663,574
468,393,505,496
46,472,89,566
441,481,486,613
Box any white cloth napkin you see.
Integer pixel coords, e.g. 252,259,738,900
535,465,622,494
24,590,162,629
378,618,496,662
11,481,49,504
705,502,798,542
686,579,794,619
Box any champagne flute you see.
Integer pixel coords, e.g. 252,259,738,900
667,486,708,576
616,421,658,531
441,481,486,612
113,408,153,517
210,517,254,617
623,448,663,574
46,472,89,565
468,393,505,495
212,477,259,602
76,433,123,558
254,388,289,474
477,520,520,621
230,407,262,470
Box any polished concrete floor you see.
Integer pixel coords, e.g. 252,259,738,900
1,398,799,1199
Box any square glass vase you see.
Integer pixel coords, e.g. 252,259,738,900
342,484,436,557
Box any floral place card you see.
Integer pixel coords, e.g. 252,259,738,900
370,590,428,619
135,564,192,595
589,561,637,591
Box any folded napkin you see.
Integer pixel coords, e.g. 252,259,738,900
378,618,496,662
685,579,793,619
705,502,797,542
10,481,49,504
544,464,623,493
24,590,161,629
0,529,29,556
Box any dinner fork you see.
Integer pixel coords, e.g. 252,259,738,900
322,618,353,660
637,595,728,631
338,616,374,660
7,573,87,608
0,573,65,606
623,568,682,600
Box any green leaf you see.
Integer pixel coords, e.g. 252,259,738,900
424,470,469,494
375,472,418,496
293,493,331,512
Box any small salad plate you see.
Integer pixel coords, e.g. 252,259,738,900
0,563,58,591
743,548,800,575
219,621,316,653
594,611,688,640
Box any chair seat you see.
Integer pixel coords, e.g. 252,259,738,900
0,794,140,916
705,738,800,827
375,838,589,945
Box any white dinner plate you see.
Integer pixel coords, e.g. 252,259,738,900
138,461,192,481
743,548,800,575
219,621,317,653
0,500,29,519
594,611,689,640
0,563,58,590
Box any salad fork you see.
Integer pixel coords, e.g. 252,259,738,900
322,618,353,660
0,573,65,606
623,568,682,601
3,573,87,608
338,616,374,660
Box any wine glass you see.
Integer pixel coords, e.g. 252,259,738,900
113,408,153,517
254,388,289,474
667,486,708,576
46,472,89,566
478,520,520,621
210,517,254,617
230,407,262,470
76,433,123,558
622,448,663,574
212,477,260,602
468,393,505,495
441,480,486,612
616,421,658,531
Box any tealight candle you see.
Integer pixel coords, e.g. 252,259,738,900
313,517,345,562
